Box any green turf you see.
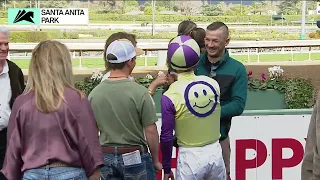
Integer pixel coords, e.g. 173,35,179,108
232,53,320,63
10,53,320,70
0,18,315,26
12,57,158,69
0,19,277,25
0,18,6,23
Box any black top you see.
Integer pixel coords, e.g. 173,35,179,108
7,59,25,109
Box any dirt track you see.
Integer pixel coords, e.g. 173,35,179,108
21,61,320,90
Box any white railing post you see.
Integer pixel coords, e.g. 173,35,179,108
308,47,312,61
257,48,260,62
79,50,83,68
247,48,250,63
157,50,167,67
144,50,148,66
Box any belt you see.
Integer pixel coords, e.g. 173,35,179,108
101,146,148,154
40,162,69,169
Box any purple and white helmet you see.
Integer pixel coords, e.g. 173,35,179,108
167,35,200,71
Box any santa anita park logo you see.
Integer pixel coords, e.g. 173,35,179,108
8,8,89,25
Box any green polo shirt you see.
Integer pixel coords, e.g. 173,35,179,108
88,79,158,147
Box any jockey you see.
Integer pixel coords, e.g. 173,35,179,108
160,35,226,180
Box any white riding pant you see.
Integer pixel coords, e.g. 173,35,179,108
176,141,226,180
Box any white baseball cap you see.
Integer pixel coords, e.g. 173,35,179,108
106,40,144,64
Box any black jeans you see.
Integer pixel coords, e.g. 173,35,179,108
0,128,7,180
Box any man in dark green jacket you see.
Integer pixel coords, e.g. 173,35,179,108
194,22,248,179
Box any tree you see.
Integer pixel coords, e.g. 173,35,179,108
226,3,249,16
139,1,151,11
143,6,162,15
98,0,125,14
307,0,317,12
200,5,222,16
217,1,228,15
249,2,264,15
278,0,300,15
172,5,179,12
154,0,174,10
124,0,138,7
174,1,203,15
40,0,70,8
6,0,30,8
123,0,138,13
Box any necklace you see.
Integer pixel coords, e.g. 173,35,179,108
108,76,128,78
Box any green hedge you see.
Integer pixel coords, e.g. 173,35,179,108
89,13,320,24
8,30,304,43
8,30,173,42
9,31,81,42
0,10,7,18
9,31,50,42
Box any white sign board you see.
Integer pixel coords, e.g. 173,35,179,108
155,114,311,180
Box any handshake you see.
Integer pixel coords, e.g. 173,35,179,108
156,71,178,86
148,70,178,96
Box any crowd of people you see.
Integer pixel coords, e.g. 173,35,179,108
10,19,320,180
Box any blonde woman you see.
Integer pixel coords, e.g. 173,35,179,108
177,20,197,37
0,40,104,180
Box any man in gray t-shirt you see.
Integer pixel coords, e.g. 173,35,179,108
88,40,162,180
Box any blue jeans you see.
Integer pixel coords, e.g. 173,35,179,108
22,167,87,180
100,152,156,180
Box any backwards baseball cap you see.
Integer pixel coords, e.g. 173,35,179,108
167,35,200,71
106,39,144,64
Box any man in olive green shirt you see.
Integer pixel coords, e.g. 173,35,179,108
89,40,162,179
